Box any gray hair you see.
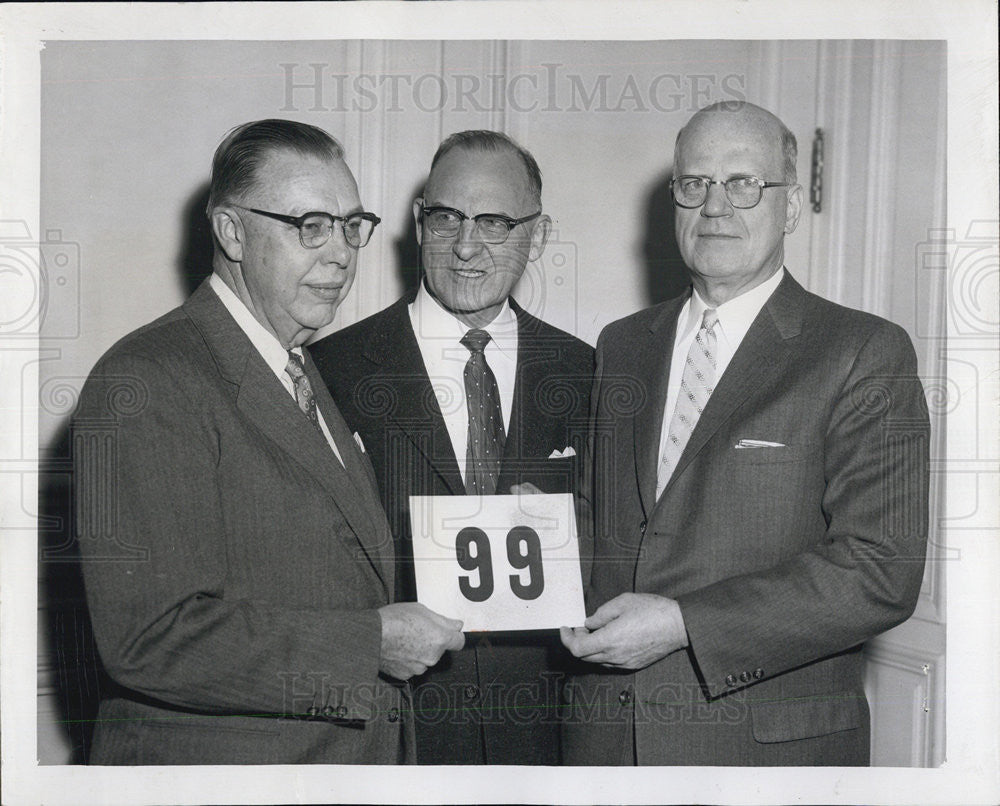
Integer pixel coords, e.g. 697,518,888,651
207,119,344,214
430,130,542,205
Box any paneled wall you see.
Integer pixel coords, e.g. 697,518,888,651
37,39,945,765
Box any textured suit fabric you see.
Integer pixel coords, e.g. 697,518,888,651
311,295,595,764
562,273,929,766
73,279,412,765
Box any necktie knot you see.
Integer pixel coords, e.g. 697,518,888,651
285,350,306,378
461,328,492,355
701,308,719,332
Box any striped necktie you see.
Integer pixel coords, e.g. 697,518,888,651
656,308,719,498
461,329,505,495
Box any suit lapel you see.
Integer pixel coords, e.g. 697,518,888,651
634,295,687,518
656,273,805,501
183,280,390,596
361,299,465,496
498,304,538,488
304,353,394,595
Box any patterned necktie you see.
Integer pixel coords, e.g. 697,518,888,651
656,308,719,499
285,350,322,433
461,329,506,495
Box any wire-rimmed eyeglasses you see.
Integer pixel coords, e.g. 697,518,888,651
670,175,793,210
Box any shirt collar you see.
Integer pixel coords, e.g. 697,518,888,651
687,267,785,344
412,280,518,356
209,273,298,378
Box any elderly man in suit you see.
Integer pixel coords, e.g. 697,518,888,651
73,119,464,765
312,130,594,764
560,101,929,766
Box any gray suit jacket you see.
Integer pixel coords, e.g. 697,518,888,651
562,272,929,766
74,279,413,764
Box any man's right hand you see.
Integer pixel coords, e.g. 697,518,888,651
377,603,465,681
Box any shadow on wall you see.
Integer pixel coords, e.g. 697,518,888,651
640,166,690,307
38,422,108,764
392,179,425,299
178,182,214,296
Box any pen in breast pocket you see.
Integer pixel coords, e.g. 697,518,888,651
734,439,786,449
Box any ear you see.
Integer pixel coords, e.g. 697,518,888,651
412,198,424,247
527,214,552,262
210,207,245,263
784,184,804,235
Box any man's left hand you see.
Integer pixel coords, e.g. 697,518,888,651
559,593,688,670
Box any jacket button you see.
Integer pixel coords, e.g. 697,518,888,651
335,705,348,719
618,689,632,705
306,705,320,717
725,674,738,687
753,668,764,680
739,670,751,683
388,707,400,723
464,685,479,700
639,520,647,534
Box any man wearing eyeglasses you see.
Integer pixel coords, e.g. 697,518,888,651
311,130,594,764
73,119,464,765
560,102,929,766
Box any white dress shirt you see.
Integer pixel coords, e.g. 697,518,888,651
209,273,344,464
408,282,519,484
656,267,786,471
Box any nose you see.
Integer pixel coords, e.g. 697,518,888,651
318,221,353,265
452,218,485,261
701,181,734,218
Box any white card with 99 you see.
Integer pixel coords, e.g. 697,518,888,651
409,493,586,632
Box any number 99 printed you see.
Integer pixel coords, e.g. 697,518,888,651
456,526,545,602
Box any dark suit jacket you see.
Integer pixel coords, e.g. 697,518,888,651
562,272,929,766
73,279,412,765
311,295,595,764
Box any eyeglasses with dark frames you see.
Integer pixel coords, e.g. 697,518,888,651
235,206,381,249
670,175,793,210
419,204,541,244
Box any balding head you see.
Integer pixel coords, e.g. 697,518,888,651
675,101,798,183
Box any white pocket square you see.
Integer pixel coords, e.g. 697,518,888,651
353,432,366,453
734,439,786,449
548,446,577,459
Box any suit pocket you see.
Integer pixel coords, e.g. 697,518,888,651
508,456,576,493
727,443,819,465
750,693,864,743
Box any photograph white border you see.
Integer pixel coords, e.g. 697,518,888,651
1,2,997,804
